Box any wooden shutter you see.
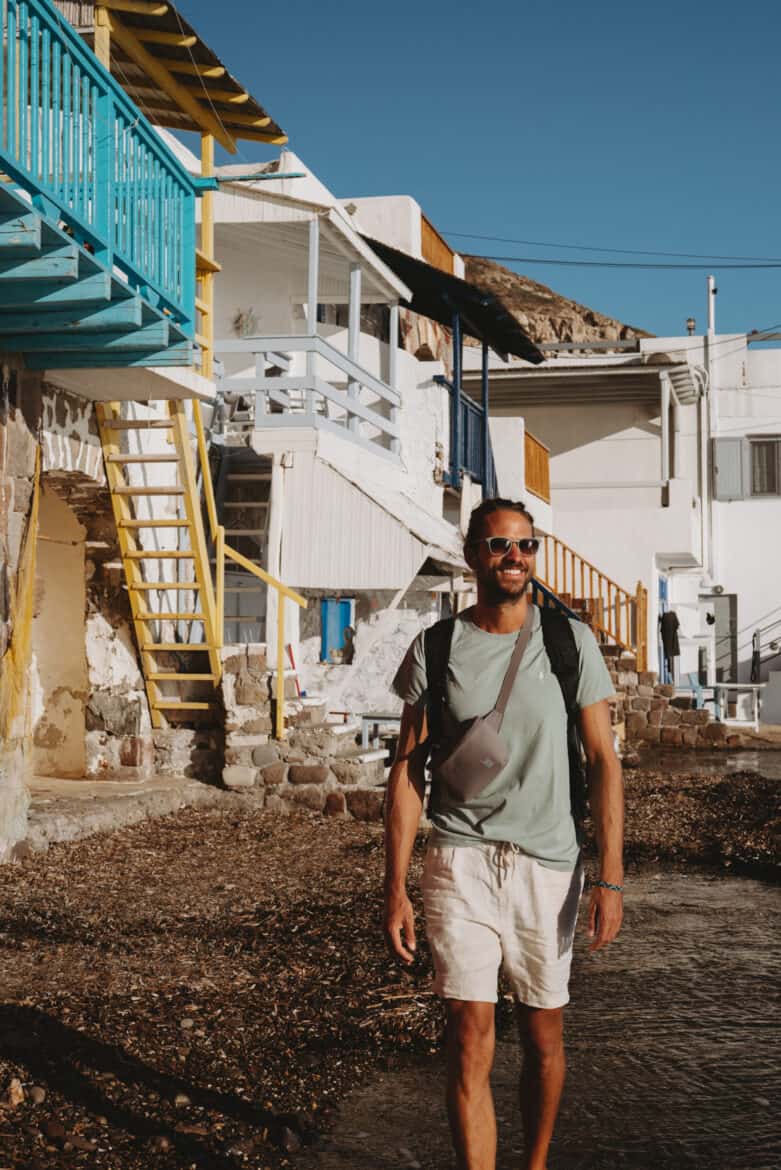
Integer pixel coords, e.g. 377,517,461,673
712,437,749,501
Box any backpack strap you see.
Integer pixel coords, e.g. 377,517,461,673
540,608,589,830
540,608,580,715
423,617,455,750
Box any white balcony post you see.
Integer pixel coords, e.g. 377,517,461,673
266,453,284,667
255,353,267,418
660,372,671,486
388,302,399,389
306,216,320,413
347,262,361,433
389,302,400,454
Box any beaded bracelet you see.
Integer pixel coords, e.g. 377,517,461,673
592,879,624,893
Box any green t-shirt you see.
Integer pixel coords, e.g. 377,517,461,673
391,606,614,870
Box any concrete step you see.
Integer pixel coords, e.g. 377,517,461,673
285,721,361,757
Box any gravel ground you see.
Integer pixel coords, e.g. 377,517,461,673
0,763,777,1169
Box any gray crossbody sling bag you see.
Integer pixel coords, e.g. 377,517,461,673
429,608,534,802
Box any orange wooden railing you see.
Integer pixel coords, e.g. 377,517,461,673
421,214,455,275
536,532,648,669
524,430,551,503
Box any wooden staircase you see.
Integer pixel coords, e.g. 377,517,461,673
535,532,649,670
0,181,192,370
96,400,221,728
212,448,272,643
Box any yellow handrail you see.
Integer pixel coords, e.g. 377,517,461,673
222,539,307,740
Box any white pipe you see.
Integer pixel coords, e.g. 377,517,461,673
707,274,717,336
266,454,284,666
703,275,717,580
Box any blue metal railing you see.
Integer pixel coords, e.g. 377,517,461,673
0,0,196,330
435,374,498,494
530,578,579,619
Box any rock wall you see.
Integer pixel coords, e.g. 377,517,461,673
219,645,387,821
605,647,758,749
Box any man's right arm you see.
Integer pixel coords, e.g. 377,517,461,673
383,700,428,965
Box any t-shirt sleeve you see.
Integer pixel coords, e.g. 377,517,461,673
391,631,428,707
571,622,615,710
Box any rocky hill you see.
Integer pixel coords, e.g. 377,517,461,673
464,255,652,345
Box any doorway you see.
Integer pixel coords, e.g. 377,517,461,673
712,593,738,684
31,485,88,777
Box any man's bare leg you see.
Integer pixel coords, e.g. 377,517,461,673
517,1005,565,1170
445,1000,496,1170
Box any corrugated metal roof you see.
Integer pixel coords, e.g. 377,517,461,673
280,455,463,589
55,1,285,152
364,237,545,364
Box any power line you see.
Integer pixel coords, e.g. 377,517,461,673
474,254,781,271
444,230,781,264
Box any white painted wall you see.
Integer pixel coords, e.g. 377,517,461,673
710,342,781,680
344,196,423,257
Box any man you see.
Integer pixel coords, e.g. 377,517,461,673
384,498,624,1170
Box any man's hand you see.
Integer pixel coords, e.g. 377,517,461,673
383,889,417,965
586,885,623,952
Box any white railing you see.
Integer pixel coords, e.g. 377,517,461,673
215,334,401,456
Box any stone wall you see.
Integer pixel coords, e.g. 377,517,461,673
219,645,386,821
604,647,753,749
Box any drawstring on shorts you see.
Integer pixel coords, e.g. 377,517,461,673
495,841,522,887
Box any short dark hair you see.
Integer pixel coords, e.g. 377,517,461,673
465,497,535,548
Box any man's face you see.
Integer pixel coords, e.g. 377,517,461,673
466,510,536,602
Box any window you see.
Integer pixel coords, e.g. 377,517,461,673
750,438,781,496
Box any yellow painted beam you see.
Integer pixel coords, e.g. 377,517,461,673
186,86,250,104
198,133,215,380
106,14,236,152
195,247,221,273
94,6,111,68
137,30,197,47
154,58,226,78
169,400,222,681
100,0,168,14
193,399,217,538
216,111,271,128
226,128,288,145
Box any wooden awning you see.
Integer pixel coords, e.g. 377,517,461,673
55,1,286,153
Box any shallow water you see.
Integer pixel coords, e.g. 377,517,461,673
634,746,781,779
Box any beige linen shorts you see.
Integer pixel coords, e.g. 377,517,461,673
422,843,583,1009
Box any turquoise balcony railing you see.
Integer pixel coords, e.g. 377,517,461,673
0,0,196,333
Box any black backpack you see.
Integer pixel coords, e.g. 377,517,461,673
423,607,588,830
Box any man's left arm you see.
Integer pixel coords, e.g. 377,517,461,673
578,700,624,952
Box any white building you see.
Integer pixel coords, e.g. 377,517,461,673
202,155,550,709
463,310,781,693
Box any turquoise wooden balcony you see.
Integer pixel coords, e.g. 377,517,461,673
0,0,197,369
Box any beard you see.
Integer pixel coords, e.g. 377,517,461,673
476,564,532,604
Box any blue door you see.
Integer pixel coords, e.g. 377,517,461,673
321,598,354,663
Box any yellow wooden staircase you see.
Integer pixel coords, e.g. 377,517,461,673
96,400,222,729
535,531,649,670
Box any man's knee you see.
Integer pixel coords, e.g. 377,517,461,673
518,1005,564,1065
447,1000,495,1076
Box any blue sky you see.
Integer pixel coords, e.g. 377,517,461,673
178,0,781,339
